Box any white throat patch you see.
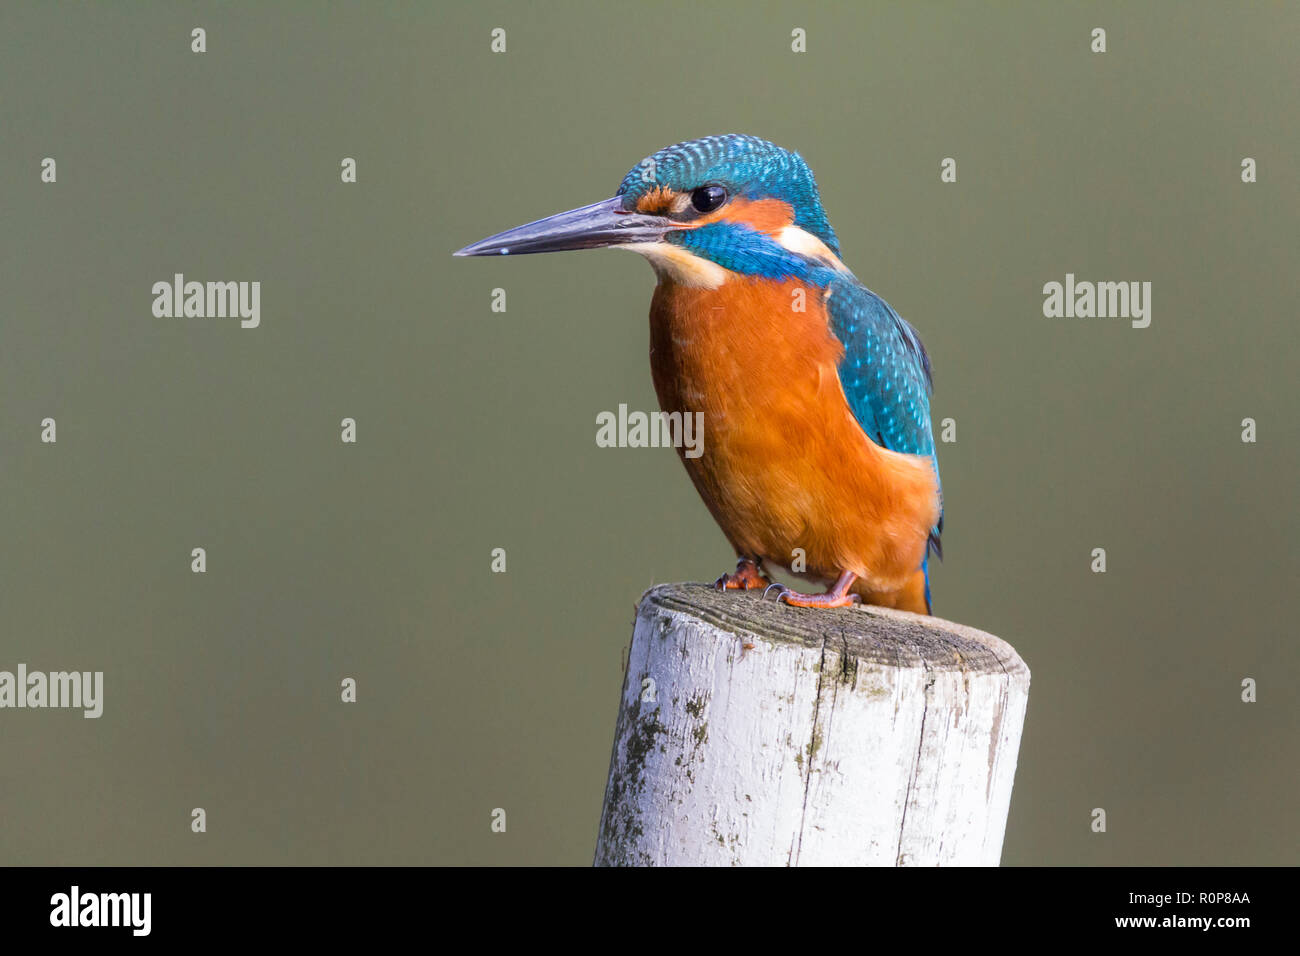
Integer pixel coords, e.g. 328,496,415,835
621,242,727,289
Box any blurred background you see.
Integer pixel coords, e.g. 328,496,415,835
0,1,1295,865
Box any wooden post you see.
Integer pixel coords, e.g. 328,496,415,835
595,583,1030,866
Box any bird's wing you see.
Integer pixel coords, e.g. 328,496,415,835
825,277,943,558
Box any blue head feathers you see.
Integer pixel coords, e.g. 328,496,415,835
616,134,841,257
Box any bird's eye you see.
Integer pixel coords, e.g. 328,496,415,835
689,185,728,214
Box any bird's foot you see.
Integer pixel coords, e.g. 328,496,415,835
763,571,861,609
714,558,771,591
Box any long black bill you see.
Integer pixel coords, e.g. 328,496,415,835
453,197,671,257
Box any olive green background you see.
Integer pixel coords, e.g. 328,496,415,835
1,1,1295,866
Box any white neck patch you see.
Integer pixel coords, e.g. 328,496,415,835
620,224,845,289
775,226,848,271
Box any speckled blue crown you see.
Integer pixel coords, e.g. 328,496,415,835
616,134,840,256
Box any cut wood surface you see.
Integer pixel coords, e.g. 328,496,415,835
594,583,1030,866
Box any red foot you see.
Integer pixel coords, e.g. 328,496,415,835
714,558,771,591
766,570,861,609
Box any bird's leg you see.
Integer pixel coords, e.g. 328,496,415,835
714,557,771,591
765,570,862,609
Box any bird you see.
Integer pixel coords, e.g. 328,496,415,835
455,134,942,613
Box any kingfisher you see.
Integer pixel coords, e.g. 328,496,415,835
456,135,942,613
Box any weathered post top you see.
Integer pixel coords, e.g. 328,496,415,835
595,583,1030,867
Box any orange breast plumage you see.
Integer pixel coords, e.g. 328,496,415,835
648,276,940,612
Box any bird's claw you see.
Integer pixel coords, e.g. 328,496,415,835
715,559,770,591
764,579,861,608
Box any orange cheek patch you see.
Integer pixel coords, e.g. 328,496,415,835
634,192,795,235
693,197,794,235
